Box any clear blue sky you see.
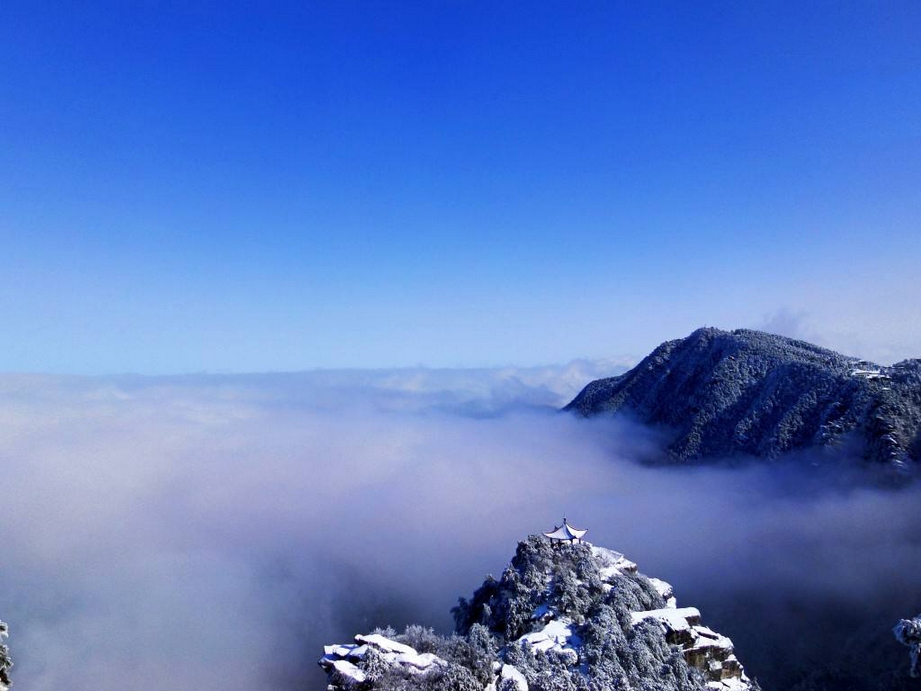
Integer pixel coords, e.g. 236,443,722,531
2,1,919,373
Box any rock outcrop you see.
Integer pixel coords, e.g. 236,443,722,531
320,634,450,686
320,536,755,691
565,327,921,470
894,614,921,678
0,620,11,691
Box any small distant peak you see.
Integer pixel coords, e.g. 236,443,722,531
690,326,726,337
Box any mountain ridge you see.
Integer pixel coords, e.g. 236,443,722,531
564,327,921,469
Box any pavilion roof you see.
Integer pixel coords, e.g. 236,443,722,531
543,519,587,541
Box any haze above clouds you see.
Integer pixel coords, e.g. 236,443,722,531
1,370,918,690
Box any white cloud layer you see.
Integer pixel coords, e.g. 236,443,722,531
0,369,918,689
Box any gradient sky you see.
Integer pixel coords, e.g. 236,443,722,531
2,1,919,374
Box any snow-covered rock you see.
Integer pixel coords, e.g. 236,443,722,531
500,663,529,691
894,614,921,677
0,620,10,691
517,619,575,653
319,633,448,687
591,545,638,576
354,634,417,656
591,545,639,593
327,659,366,685
649,577,677,608
631,606,701,633
632,607,750,688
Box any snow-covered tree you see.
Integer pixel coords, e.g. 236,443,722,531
0,620,11,690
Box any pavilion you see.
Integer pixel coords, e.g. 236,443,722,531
543,518,587,544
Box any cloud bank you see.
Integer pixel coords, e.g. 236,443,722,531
0,369,918,690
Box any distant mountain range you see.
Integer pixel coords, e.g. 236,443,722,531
565,328,921,470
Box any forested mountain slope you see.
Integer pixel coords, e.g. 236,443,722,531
565,328,921,469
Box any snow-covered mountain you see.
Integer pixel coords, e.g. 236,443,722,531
565,327,921,470
319,535,756,691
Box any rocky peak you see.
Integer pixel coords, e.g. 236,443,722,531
319,536,756,691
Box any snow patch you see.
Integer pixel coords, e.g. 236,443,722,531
355,633,417,655
631,607,701,632
501,663,529,691
516,618,581,663
328,659,366,685
649,577,674,605
591,545,638,587
707,675,751,691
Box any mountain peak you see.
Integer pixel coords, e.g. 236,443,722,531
320,535,756,691
565,328,921,469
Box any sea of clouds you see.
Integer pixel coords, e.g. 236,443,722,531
0,365,918,690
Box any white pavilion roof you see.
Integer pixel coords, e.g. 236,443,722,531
543,520,587,541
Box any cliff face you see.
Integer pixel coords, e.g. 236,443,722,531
564,328,921,469
319,536,755,691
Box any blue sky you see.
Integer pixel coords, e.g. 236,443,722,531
2,1,919,373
